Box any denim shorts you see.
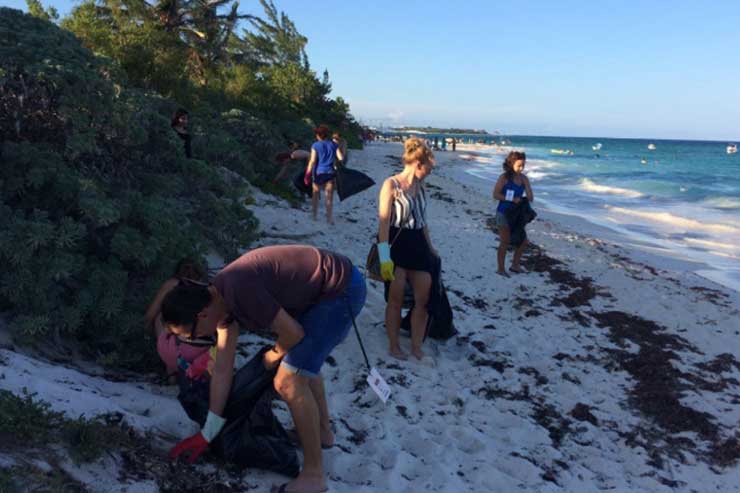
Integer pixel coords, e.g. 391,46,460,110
281,266,366,377
495,212,509,228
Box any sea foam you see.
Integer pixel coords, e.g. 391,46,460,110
579,178,644,198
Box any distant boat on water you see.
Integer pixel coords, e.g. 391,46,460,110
727,144,737,154
647,143,657,150
551,149,574,156
592,143,602,151
640,158,648,164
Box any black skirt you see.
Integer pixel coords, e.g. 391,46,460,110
389,226,434,273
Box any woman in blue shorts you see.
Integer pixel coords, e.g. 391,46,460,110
304,125,344,224
492,151,534,276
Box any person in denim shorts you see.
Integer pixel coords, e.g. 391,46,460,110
161,245,366,493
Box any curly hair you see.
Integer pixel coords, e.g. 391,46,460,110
402,137,434,166
314,125,330,139
502,151,526,179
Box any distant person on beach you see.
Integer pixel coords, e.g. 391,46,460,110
145,258,210,380
377,137,437,360
441,138,447,151
452,138,457,152
161,245,366,493
492,151,534,276
304,125,344,224
332,132,348,167
171,108,192,158
273,142,310,184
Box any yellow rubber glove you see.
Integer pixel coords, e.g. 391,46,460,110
378,242,394,281
380,260,395,281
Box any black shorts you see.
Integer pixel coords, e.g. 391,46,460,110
389,227,434,273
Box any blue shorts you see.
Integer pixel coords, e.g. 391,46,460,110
313,172,336,186
281,267,366,377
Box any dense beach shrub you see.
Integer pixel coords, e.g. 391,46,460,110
0,8,257,367
1,0,365,368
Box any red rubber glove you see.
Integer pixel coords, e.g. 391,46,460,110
170,432,209,464
303,169,312,186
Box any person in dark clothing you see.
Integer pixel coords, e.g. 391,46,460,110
492,151,534,277
171,108,192,158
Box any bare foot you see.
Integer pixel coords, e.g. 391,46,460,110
389,346,408,360
496,270,510,278
320,427,335,448
272,472,327,493
510,266,525,274
411,347,424,360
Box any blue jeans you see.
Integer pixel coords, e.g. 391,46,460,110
281,267,366,377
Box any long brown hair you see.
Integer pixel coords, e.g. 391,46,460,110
502,151,526,180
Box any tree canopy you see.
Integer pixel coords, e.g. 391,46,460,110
1,1,362,369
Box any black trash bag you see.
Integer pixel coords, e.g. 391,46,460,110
292,169,312,197
400,281,456,340
384,254,457,341
219,390,299,477
177,346,299,477
335,167,375,201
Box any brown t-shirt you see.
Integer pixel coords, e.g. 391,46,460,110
213,245,353,331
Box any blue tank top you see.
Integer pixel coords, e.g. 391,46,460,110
312,140,338,175
496,178,526,213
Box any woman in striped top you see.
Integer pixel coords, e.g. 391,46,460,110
377,137,437,360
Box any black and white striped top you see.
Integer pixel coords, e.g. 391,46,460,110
389,178,427,230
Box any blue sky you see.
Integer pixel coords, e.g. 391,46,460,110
4,0,740,140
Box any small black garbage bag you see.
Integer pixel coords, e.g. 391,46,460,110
335,167,375,201
292,169,312,197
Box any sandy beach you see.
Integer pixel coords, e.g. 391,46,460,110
1,142,738,492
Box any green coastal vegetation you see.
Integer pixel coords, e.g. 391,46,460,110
0,1,362,370
391,126,490,135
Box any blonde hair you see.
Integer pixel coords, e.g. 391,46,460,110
402,137,434,165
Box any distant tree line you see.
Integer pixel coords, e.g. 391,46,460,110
392,126,491,135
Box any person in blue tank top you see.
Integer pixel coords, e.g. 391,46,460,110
304,125,344,224
492,151,534,277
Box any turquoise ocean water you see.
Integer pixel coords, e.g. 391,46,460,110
387,134,740,291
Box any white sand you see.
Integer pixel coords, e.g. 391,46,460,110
1,142,738,492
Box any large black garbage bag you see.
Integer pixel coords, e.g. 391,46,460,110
384,254,457,341
335,167,375,201
400,281,456,340
292,169,312,197
219,390,299,477
177,346,299,477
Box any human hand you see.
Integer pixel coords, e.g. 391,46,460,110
263,348,283,370
380,261,395,281
513,197,521,204
303,170,312,186
170,432,209,464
